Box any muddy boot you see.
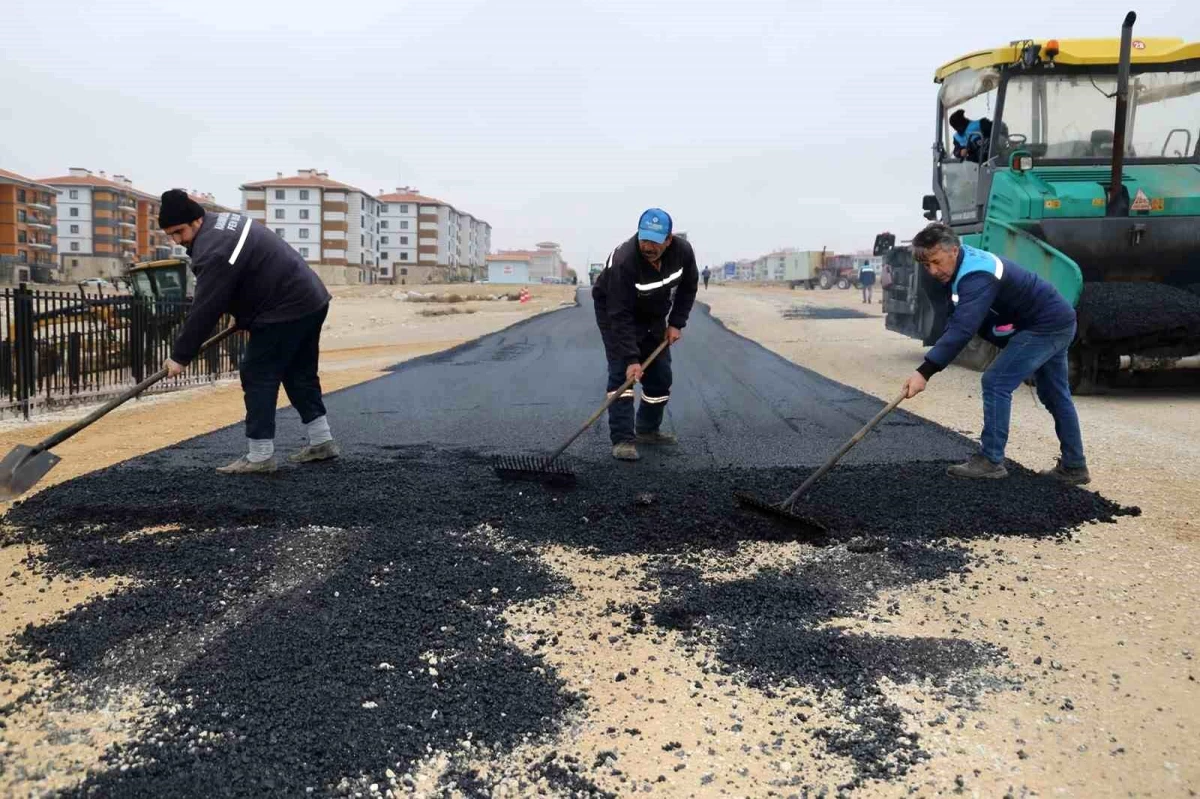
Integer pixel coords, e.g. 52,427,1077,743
289,440,342,464
612,442,640,461
1041,459,1091,486
216,455,278,475
636,430,678,446
946,454,1007,479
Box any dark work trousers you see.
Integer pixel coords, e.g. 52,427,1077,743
241,304,329,441
595,306,673,444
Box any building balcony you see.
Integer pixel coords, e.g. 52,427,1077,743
28,241,53,250
117,201,137,212
119,219,137,229
27,201,53,212
27,220,54,230
118,237,138,245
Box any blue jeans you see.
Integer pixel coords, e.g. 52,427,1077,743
979,323,1085,468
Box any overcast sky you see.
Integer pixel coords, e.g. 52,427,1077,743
2,0,1197,270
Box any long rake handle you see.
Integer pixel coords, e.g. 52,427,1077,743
545,337,671,464
780,390,906,510
30,325,239,456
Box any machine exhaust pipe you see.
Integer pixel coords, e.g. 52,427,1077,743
1107,11,1137,216
1119,354,1200,371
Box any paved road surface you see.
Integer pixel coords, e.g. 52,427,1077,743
168,290,971,469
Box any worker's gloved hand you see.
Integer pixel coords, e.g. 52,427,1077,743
667,326,683,345
163,358,186,378
626,363,644,383
902,372,927,399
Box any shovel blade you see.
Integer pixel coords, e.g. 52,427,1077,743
0,445,62,502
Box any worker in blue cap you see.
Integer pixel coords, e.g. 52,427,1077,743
591,209,699,461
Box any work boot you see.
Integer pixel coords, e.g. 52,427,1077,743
612,442,640,461
946,454,1007,480
1041,459,1091,486
636,430,678,446
288,440,342,464
216,456,278,475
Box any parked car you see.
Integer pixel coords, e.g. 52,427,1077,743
78,278,114,291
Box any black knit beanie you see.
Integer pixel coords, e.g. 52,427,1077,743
158,189,206,228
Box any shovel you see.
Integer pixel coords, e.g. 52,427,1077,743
0,326,238,501
734,390,907,534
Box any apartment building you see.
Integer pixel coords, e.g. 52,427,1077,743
241,169,379,282
40,168,172,281
375,187,491,283
529,242,565,282
0,168,59,283
190,191,235,214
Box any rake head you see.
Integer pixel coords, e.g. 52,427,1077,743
492,455,577,486
732,491,828,538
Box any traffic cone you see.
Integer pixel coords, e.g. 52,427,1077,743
519,287,530,304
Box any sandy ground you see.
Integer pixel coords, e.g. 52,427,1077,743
2,281,1197,797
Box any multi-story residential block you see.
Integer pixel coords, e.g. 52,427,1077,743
241,169,379,282
0,168,59,282
375,188,491,283
39,168,171,281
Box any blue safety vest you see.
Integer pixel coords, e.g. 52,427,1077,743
953,119,983,150
951,245,1013,338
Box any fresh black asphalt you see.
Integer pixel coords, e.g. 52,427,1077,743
1,290,1137,796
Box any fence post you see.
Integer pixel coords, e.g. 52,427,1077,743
13,283,35,421
68,332,82,393
130,298,146,384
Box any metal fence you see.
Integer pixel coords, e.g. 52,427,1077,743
0,284,246,420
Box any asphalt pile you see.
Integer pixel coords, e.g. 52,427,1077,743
2,450,1137,796
651,547,992,784
1077,282,1200,345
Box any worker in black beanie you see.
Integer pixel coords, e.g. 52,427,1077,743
158,189,337,474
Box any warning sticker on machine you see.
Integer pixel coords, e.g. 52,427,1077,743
1131,188,1152,212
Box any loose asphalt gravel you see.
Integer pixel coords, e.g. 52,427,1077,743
0,291,1138,796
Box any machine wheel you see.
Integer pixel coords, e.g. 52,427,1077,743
818,272,833,290
837,276,851,290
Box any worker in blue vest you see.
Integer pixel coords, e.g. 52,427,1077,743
949,110,992,163
900,223,1089,484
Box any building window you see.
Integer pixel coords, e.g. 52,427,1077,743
42,193,51,205
69,189,78,200
275,228,285,237
17,231,26,243
380,220,388,229
299,190,309,201
360,234,365,246
275,190,285,200
71,259,79,267
400,236,409,245
18,251,27,262
17,189,26,203
69,224,79,234
275,209,285,219
361,198,365,210
380,204,388,213
380,252,389,260
380,236,389,245
400,204,409,213
400,221,409,230
299,209,309,220
299,247,309,258
299,229,309,239
70,242,79,251
400,252,409,261
69,207,78,217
